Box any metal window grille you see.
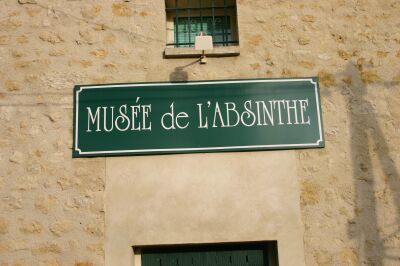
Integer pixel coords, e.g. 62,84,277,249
166,0,238,48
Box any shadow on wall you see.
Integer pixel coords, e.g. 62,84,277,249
170,67,189,82
169,59,200,82
340,61,400,264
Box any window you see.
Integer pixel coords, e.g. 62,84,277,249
136,241,279,266
165,0,239,48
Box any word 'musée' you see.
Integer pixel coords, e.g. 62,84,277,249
86,98,151,132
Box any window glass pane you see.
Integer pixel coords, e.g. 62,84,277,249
174,16,231,47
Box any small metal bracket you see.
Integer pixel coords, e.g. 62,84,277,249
200,51,207,64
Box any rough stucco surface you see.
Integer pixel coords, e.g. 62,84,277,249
105,152,305,266
0,0,399,265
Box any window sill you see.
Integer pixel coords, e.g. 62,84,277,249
164,46,240,58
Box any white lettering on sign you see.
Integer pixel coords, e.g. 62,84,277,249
197,99,311,129
225,102,240,128
86,97,152,132
87,107,101,132
86,98,311,133
161,102,189,130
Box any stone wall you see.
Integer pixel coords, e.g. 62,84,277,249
0,0,399,265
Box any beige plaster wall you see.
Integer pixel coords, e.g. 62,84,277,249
0,0,399,265
105,151,305,266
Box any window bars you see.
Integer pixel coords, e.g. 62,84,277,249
166,0,238,48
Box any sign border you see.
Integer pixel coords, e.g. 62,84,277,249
73,77,324,157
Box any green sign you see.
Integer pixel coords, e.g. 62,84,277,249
73,78,324,157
